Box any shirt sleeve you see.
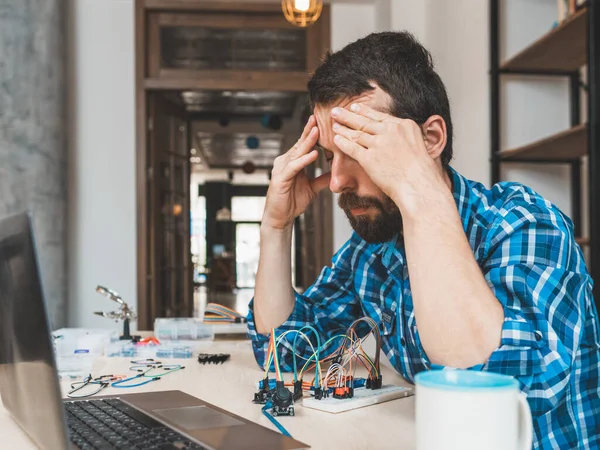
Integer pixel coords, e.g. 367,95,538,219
246,234,363,372
412,200,592,416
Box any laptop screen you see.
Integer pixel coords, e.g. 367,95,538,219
0,212,70,450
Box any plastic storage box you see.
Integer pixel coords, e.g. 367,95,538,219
51,328,120,379
154,318,214,341
105,340,194,359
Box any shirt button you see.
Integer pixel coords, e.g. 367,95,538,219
400,337,406,346
535,331,543,341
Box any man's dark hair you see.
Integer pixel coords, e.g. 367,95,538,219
307,31,453,168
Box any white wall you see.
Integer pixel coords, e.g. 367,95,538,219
389,0,427,44
424,0,573,218
68,0,136,329
424,0,490,186
330,2,378,251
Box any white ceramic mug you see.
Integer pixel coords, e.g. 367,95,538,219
414,370,533,450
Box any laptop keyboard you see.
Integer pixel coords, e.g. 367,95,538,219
65,398,208,450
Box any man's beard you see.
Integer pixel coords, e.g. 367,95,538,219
338,192,402,244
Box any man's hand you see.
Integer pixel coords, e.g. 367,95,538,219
255,115,330,334
262,115,331,230
332,103,503,368
330,103,443,212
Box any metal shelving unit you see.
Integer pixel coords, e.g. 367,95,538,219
490,0,600,303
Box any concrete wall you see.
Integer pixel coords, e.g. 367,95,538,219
0,0,67,329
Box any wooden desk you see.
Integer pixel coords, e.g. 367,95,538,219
0,340,416,449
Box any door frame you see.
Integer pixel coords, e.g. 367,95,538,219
135,0,332,329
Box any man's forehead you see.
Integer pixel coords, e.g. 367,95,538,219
314,88,392,115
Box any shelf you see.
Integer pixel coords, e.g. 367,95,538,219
144,70,309,92
501,7,588,72
498,123,587,161
576,237,590,246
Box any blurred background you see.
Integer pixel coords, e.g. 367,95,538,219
0,0,593,331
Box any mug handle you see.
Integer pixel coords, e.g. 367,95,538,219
517,392,533,450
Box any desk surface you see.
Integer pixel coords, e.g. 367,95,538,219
0,340,416,450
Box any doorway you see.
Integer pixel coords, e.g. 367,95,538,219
135,1,332,329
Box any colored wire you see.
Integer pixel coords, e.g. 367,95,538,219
206,303,244,319
337,317,381,379
257,318,383,400
67,382,108,398
292,326,321,387
298,333,347,378
67,375,105,398
112,364,185,388
272,329,283,381
204,303,246,323
142,364,185,377
130,358,160,366
67,374,127,398
263,332,275,378
262,402,291,438
264,329,318,380
112,374,160,388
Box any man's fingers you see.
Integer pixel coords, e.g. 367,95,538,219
299,114,316,142
331,106,383,134
333,134,364,162
291,126,318,158
284,149,319,178
310,171,331,194
348,103,391,122
332,122,373,148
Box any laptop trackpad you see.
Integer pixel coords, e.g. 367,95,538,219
153,405,244,431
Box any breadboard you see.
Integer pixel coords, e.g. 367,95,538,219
302,385,413,414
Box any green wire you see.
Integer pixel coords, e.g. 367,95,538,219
293,326,321,386
299,333,348,379
262,324,379,390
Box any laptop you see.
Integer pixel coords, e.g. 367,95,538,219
0,212,309,450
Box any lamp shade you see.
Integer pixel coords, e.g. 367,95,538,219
282,0,323,28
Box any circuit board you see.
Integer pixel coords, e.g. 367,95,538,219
302,385,414,414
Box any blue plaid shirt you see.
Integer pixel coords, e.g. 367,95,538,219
247,167,600,449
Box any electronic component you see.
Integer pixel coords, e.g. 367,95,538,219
197,353,230,365
293,380,303,402
252,317,391,425
253,377,272,404
253,390,271,404
366,375,382,389
313,387,323,400
258,378,277,391
271,381,294,416
333,386,354,399
304,385,413,414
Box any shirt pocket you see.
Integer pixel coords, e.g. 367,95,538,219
377,277,399,336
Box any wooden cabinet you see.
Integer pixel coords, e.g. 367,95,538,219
142,2,330,91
